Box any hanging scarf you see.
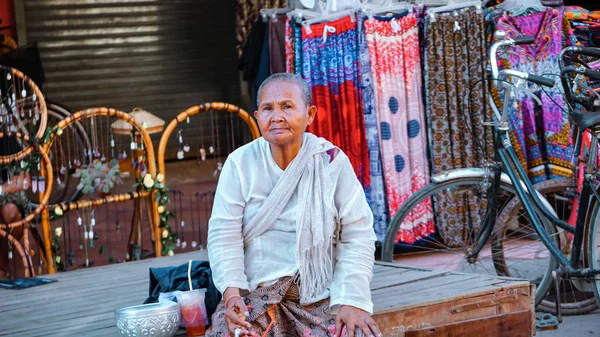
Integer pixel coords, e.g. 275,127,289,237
243,133,336,301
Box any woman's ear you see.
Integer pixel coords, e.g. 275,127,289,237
307,105,317,125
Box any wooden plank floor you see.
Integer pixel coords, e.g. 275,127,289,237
0,251,531,337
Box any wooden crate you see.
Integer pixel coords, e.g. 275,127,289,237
0,251,534,336
371,262,535,337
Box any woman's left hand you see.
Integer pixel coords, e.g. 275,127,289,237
335,305,381,337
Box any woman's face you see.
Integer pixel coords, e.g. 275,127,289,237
255,81,316,147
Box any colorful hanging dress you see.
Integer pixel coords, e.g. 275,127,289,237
365,14,434,244
301,16,371,193
495,9,574,182
424,9,495,246
357,12,390,241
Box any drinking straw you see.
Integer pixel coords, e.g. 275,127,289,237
188,260,193,290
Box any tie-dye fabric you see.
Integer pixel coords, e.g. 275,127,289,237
365,14,434,244
301,16,371,193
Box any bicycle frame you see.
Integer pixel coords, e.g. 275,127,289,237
470,73,600,278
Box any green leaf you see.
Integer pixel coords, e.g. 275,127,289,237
103,185,110,194
99,245,105,254
82,185,90,194
108,256,114,263
155,193,161,202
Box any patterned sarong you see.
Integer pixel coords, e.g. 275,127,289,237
208,277,357,337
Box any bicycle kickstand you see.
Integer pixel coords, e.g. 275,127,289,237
552,268,565,323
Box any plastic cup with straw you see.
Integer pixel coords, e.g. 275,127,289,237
176,260,208,336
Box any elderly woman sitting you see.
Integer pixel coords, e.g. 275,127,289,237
207,73,379,337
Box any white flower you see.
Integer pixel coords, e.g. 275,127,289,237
56,256,61,263
167,250,174,256
156,173,165,183
54,227,62,237
158,205,165,214
55,128,63,136
54,207,63,216
143,174,154,189
162,230,169,239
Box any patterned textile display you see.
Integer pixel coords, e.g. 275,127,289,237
301,16,371,192
424,9,494,246
208,277,340,337
285,17,295,73
269,16,287,74
285,18,304,74
236,0,287,56
365,14,434,244
357,12,389,241
495,9,574,182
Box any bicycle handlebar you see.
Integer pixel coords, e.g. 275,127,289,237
562,65,600,81
512,36,535,45
499,69,555,87
526,74,556,87
572,47,600,58
490,34,538,82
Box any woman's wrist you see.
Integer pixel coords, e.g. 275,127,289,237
224,287,242,308
225,294,242,308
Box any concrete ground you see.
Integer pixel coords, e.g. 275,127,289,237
538,311,600,337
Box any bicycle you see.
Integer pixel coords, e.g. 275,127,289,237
381,31,600,319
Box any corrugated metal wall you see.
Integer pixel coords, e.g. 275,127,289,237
23,0,242,155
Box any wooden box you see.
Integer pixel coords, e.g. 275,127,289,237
371,262,535,337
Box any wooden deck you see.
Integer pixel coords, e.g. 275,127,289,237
0,251,534,337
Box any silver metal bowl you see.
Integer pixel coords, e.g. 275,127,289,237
115,302,181,337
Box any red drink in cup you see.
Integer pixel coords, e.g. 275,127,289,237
176,289,208,336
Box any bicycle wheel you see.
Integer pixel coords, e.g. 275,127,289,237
381,169,557,306
587,193,600,310
500,178,598,315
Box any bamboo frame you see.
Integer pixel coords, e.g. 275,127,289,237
41,107,162,267
157,102,261,178
0,134,53,275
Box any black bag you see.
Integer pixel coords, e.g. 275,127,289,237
144,260,221,325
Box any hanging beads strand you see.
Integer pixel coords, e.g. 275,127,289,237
189,198,196,249
199,114,206,163
213,111,222,177
76,210,83,251
230,109,236,151
89,209,96,249
83,207,90,267
178,190,185,248
65,210,75,268
110,124,115,161
177,130,184,160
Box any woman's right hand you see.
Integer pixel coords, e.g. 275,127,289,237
224,294,252,336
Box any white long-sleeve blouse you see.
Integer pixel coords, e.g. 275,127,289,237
207,137,376,314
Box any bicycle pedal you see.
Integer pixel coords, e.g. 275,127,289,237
536,312,560,331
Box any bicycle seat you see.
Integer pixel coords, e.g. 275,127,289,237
570,109,600,132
